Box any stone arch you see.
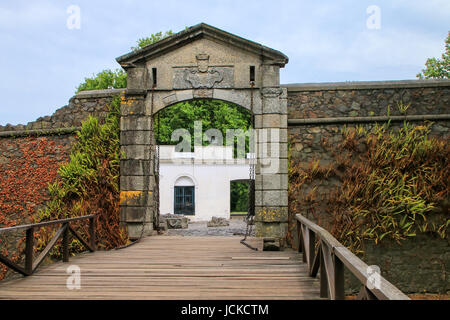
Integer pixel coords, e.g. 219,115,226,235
150,89,262,115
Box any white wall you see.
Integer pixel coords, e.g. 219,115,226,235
158,145,251,221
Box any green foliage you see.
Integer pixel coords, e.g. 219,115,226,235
155,99,251,152
417,31,450,79
231,181,249,212
131,31,174,51
37,96,127,255
76,69,127,93
289,121,449,254
76,30,177,93
156,100,251,211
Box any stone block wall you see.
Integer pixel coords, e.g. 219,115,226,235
0,80,449,291
0,135,75,221
286,80,449,119
119,93,155,239
0,134,74,281
285,79,450,293
0,89,121,225
360,234,449,294
0,89,121,133
0,89,121,281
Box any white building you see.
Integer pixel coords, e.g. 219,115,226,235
159,145,251,221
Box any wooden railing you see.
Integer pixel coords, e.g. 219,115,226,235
0,215,96,276
296,214,410,300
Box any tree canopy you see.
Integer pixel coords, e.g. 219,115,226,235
155,100,251,150
417,31,450,79
76,31,174,93
76,69,127,93
131,31,174,51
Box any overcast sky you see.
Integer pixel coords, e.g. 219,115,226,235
0,0,449,125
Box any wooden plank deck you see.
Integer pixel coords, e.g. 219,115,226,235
0,236,321,300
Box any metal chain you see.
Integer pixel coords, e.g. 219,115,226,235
241,81,258,251
154,112,161,232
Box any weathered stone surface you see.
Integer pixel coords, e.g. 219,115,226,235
158,219,168,231
263,96,285,114
126,222,153,239
344,235,450,294
120,206,153,223
207,216,230,227
0,89,120,134
120,145,152,160
262,114,282,128
263,238,282,251
255,207,288,222
127,67,148,91
120,159,153,176
286,81,450,293
286,82,450,119
119,190,153,207
173,66,234,89
261,65,280,87
161,214,189,229
256,142,288,159
255,222,288,239
120,116,151,132
120,131,152,145
120,175,155,191
255,174,288,190
121,98,147,116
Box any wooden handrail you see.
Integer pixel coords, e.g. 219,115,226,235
0,215,96,233
295,213,410,300
0,215,96,277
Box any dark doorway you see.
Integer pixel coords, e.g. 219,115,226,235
174,186,195,215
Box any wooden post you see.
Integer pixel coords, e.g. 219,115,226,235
62,224,69,262
301,226,306,263
297,221,302,253
89,216,96,251
25,228,34,275
308,228,315,271
319,244,328,298
334,255,345,300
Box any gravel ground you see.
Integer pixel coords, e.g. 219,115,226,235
165,218,255,237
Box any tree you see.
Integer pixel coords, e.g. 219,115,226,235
76,31,174,93
417,31,450,79
131,31,174,51
155,100,251,152
230,181,249,212
76,69,127,93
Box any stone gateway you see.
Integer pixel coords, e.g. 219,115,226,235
116,23,290,247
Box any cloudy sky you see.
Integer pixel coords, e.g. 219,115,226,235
0,0,449,125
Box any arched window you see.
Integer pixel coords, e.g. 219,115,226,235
174,176,195,215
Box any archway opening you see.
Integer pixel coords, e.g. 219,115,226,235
230,179,250,218
155,99,253,232
155,99,252,155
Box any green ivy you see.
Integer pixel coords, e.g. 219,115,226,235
36,95,127,255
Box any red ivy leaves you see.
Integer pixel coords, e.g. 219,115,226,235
0,137,69,280
0,137,68,226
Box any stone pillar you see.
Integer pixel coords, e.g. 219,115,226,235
254,64,289,250
119,66,155,239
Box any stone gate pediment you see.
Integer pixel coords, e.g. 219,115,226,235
116,23,288,91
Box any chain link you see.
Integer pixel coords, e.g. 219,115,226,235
241,81,257,251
